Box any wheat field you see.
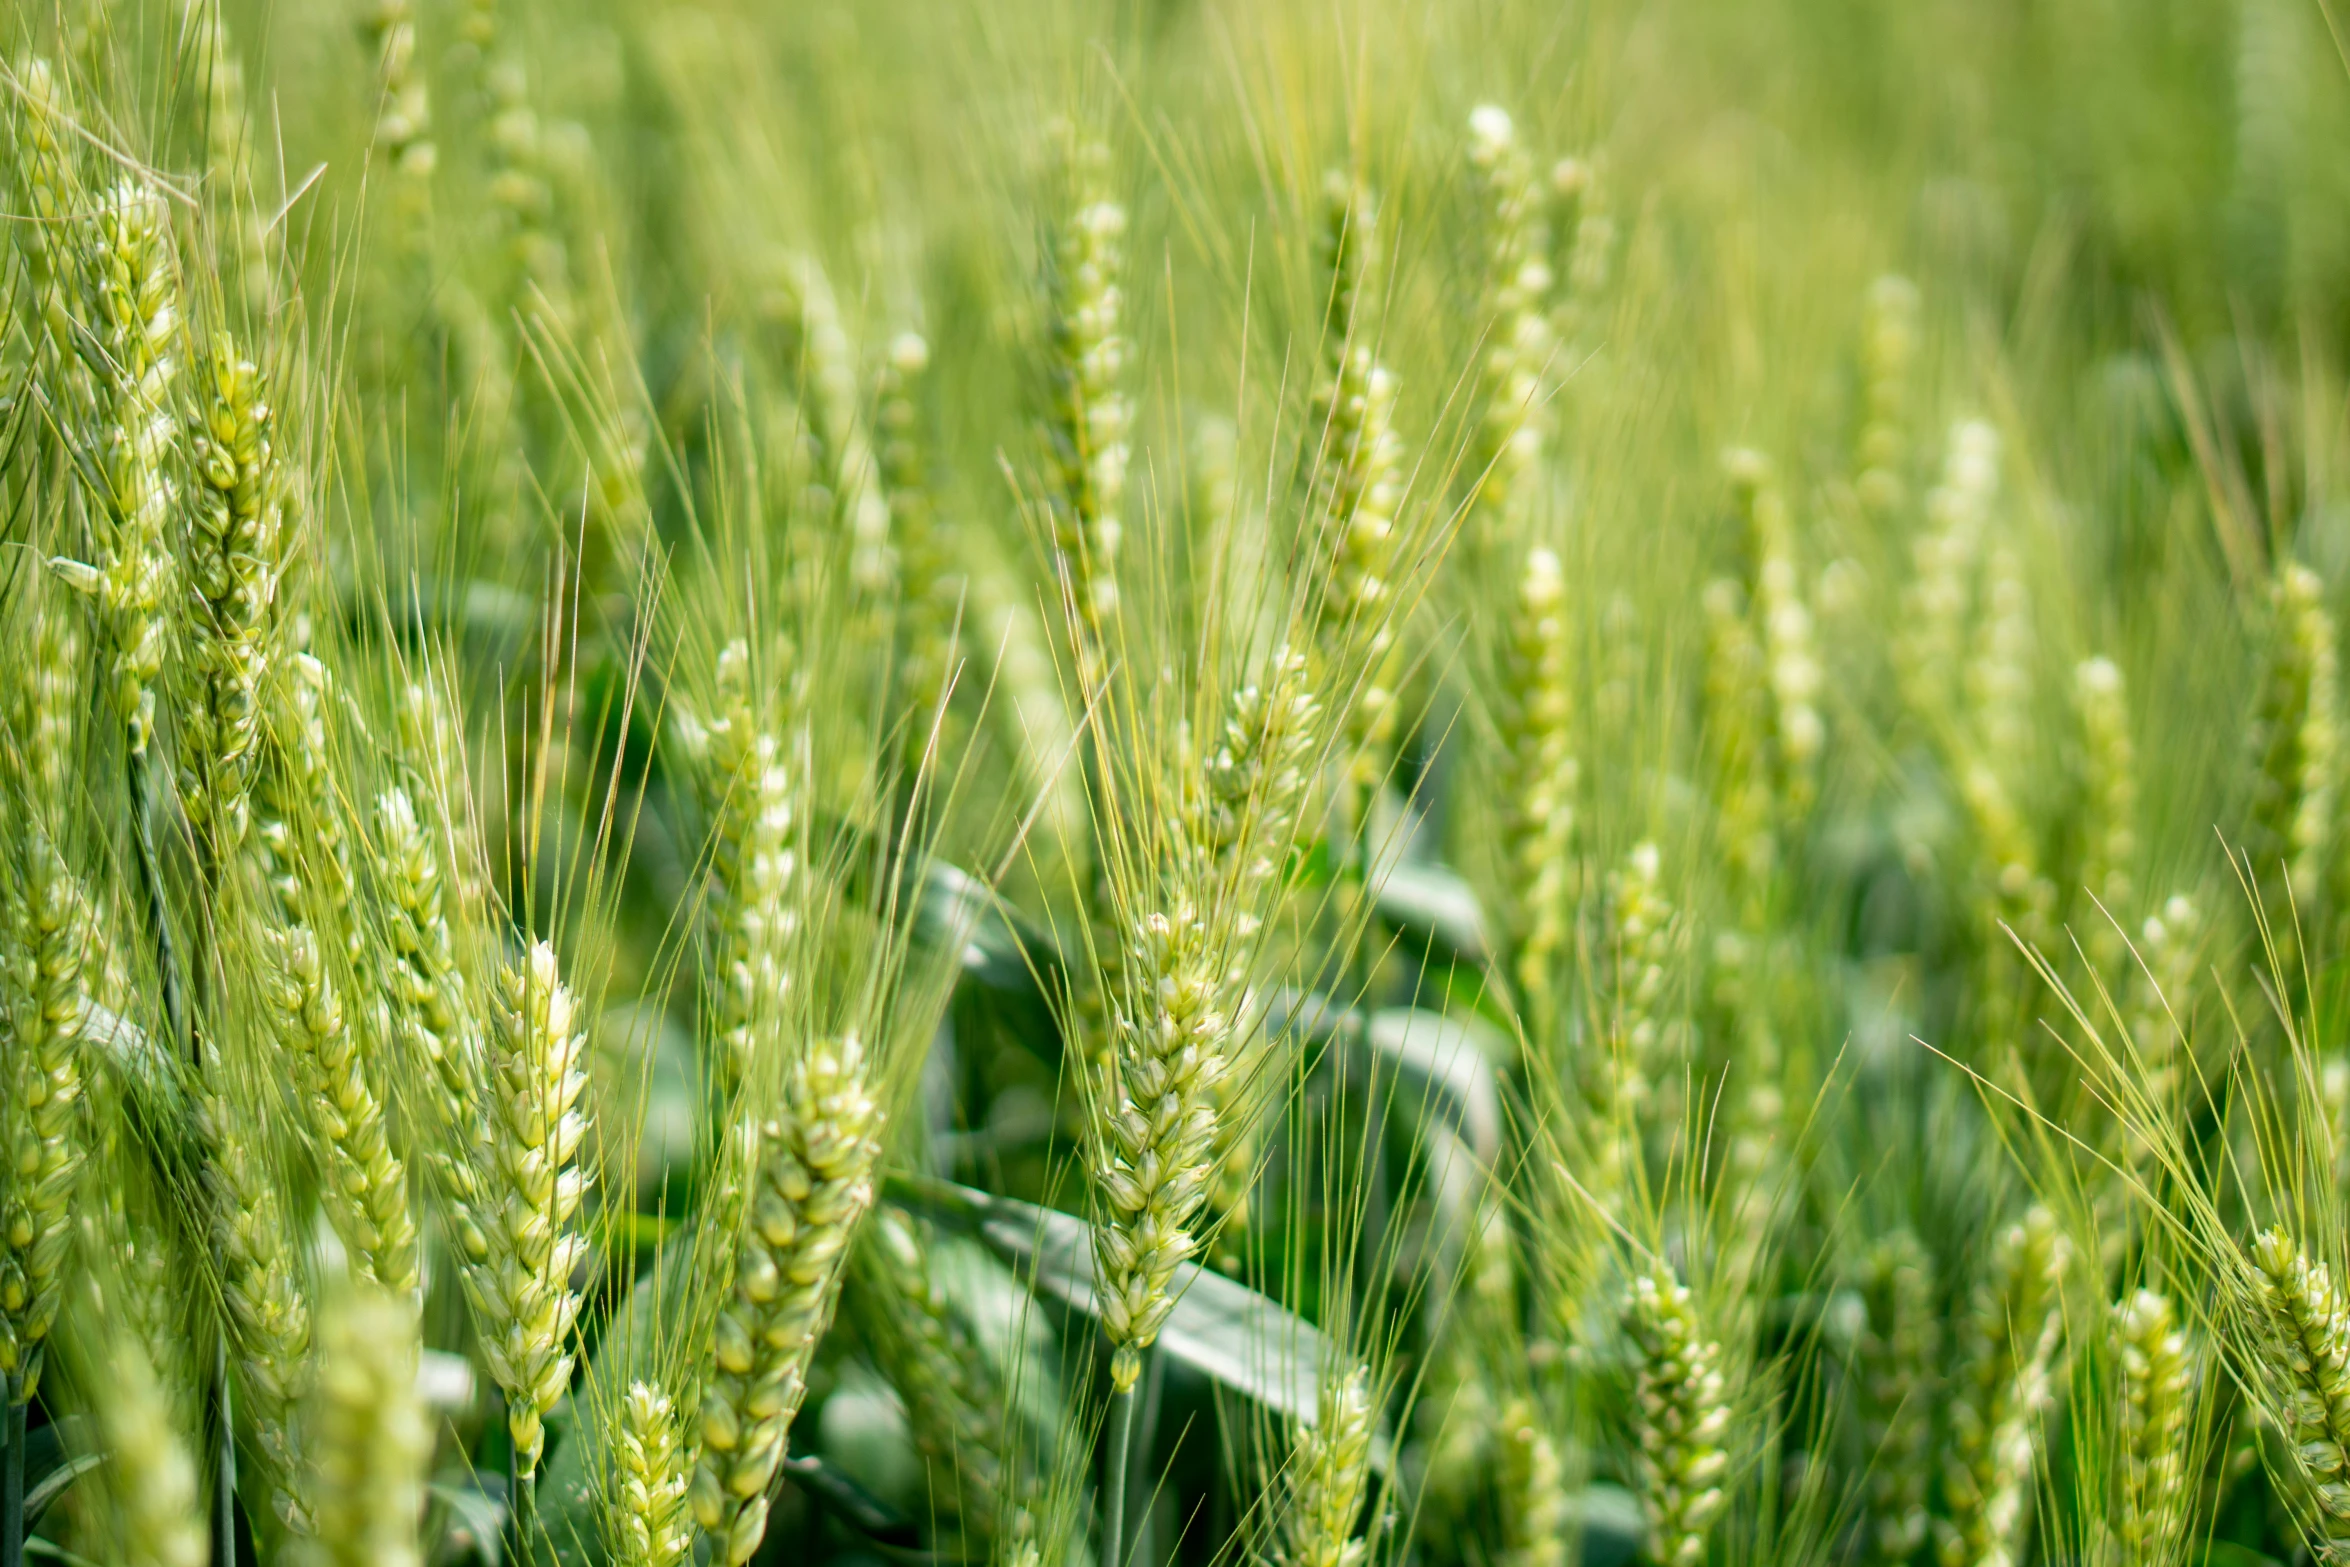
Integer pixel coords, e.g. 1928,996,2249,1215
1,2,2348,1567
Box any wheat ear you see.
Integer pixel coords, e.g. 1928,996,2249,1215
299,1289,428,1567
2249,1230,2350,1555
1274,1365,1377,1567
1938,1206,2068,1567
1495,1394,1567,1567
54,181,180,756
1854,275,1920,515
1856,1229,1937,1565
97,1330,208,1567
466,942,591,1480
1497,546,1577,1016
606,1381,695,1567
2114,1287,2192,1561
178,339,284,860
692,1033,884,1565
1465,105,1554,543
1624,1266,1731,1567
1045,133,1130,676
0,836,93,1399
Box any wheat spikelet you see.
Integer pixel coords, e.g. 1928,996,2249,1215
179,338,284,858
692,1033,885,1565
0,836,93,1398
263,925,419,1297
1274,1365,1377,1567
465,941,591,1477
298,1289,428,1567
1938,1206,2068,1567
55,181,181,755
606,1380,695,1567
1624,1265,1731,1567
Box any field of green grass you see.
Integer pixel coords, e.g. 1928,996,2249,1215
6,2,2350,1566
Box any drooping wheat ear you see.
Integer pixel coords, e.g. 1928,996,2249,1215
258,655,361,961
677,640,799,1102
263,925,419,1297
880,332,957,728
1309,180,1405,792
1702,574,1775,893
2250,563,2341,918
1592,842,1676,1197
1938,1206,2068,1567
179,339,284,860
2249,1229,2350,1556
96,1330,208,1567
1495,1394,1568,1567
465,941,591,1479
2114,1287,2192,1561
606,1380,695,1567
1727,450,1823,823
1466,105,1554,543
1856,1228,1938,1566
856,1206,1040,1550
1855,275,1921,516
1092,896,1233,1393
199,1083,315,1534
301,1288,428,1567
2074,656,2138,964
1497,546,1578,1016
7,57,84,379
186,7,271,315
771,257,891,601
1198,646,1320,1234
693,1032,885,1565
1624,1265,1731,1567
1897,419,1999,731
1274,1365,1377,1567
0,836,92,1399
1045,133,1130,675
54,180,181,757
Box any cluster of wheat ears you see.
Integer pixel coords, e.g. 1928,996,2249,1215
8,3,2350,1567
